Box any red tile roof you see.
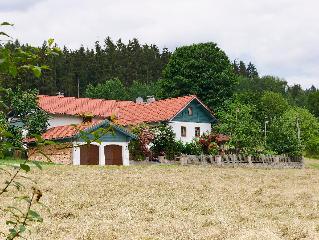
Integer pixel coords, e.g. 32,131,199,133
25,119,137,142
26,120,104,142
38,95,133,118
38,95,213,126
115,95,198,125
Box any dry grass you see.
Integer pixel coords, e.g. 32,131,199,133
1,164,319,240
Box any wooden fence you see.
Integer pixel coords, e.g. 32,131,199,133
178,154,304,169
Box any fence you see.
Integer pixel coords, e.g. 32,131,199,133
178,154,304,169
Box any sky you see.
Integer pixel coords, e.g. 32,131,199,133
1,0,318,88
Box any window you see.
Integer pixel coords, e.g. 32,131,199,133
187,107,193,116
195,127,200,137
181,126,187,137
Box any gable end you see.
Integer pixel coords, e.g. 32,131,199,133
171,99,216,123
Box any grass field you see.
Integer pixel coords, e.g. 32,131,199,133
0,158,56,167
1,160,319,239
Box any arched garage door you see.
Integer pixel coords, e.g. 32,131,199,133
80,144,99,165
105,145,123,165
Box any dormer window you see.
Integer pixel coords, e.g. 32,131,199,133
188,107,193,116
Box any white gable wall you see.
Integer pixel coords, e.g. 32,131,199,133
168,121,211,143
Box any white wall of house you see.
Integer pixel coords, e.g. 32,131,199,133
72,141,130,166
48,114,102,128
168,121,211,143
48,114,83,128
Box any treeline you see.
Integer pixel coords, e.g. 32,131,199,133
233,60,319,118
0,37,171,97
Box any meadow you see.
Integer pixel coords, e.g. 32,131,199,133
1,160,319,239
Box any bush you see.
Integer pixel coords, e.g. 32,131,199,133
181,140,203,155
128,124,154,161
268,107,319,156
307,136,319,158
151,124,179,160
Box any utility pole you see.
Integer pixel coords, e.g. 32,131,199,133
77,76,80,98
264,119,269,145
296,117,301,143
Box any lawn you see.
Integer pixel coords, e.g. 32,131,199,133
1,162,319,240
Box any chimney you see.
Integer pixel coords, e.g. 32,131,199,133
136,97,144,104
56,91,64,97
146,96,155,103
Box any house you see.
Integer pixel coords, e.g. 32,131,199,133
28,95,216,165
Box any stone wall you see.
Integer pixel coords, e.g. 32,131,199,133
28,143,73,165
179,154,304,169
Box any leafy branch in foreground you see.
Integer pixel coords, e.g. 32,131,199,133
0,22,59,239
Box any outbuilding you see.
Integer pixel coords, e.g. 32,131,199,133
27,120,136,166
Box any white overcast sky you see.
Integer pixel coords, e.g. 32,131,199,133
1,0,318,88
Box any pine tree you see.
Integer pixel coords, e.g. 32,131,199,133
246,62,259,78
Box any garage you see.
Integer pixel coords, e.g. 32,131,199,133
26,119,136,166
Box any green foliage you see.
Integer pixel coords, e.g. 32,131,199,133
151,124,179,160
0,23,58,240
268,107,319,156
127,81,160,100
128,124,154,161
180,140,203,155
268,113,301,156
287,84,308,107
236,75,288,95
260,91,290,121
307,90,319,117
216,101,263,154
85,78,128,100
233,61,258,79
129,124,182,160
159,42,237,109
307,136,319,158
1,88,49,137
85,79,161,100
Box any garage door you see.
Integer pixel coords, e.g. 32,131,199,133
80,144,99,165
105,145,123,165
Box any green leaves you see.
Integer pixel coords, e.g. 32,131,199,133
48,38,54,47
32,66,42,78
33,161,43,170
160,42,237,109
216,101,263,155
268,107,319,156
1,22,13,26
20,163,30,172
0,31,11,38
27,210,43,222
85,78,128,100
